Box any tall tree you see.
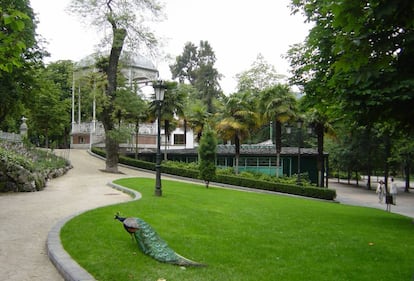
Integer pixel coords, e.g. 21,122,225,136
236,54,284,93
170,41,222,113
258,84,297,177
30,72,69,148
289,0,414,131
43,60,75,147
68,0,163,172
215,91,261,174
0,0,43,129
198,126,217,188
148,81,182,159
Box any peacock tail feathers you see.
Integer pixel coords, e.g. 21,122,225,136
115,215,205,267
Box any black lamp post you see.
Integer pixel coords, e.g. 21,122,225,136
153,81,166,197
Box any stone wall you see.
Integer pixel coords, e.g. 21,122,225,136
0,142,72,192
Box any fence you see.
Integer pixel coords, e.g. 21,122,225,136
0,131,22,143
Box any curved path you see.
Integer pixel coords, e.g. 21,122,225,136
1,149,413,281
0,149,152,281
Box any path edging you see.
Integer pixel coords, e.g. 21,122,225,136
46,182,141,281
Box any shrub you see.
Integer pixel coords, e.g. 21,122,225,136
92,147,336,200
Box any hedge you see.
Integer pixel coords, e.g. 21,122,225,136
91,147,336,200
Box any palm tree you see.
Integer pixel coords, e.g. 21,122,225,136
215,91,261,174
186,100,210,142
258,84,297,177
149,81,185,160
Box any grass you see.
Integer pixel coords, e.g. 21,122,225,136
61,178,414,281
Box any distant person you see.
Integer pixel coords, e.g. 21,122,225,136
376,180,385,203
389,178,398,205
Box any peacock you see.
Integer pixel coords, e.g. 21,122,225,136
114,213,206,267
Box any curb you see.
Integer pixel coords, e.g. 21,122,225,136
46,183,141,281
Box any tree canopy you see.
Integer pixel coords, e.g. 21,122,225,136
170,41,222,113
289,0,414,131
0,0,43,130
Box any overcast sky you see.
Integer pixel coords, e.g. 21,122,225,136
30,0,310,94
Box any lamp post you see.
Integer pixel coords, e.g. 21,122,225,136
153,81,166,197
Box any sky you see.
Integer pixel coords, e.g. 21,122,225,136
30,0,310,94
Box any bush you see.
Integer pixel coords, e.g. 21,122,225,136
91,147,336,200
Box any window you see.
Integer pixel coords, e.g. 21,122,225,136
174,134,185,145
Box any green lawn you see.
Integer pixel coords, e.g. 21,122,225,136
61,178,414,281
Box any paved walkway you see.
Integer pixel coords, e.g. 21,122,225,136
328,179,414,218
1,149,413,281
0,149,153,281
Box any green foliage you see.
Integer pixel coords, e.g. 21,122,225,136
198,127,217,187
61,178,414,281
91,148,334,200
289,0,414,130
236,53,284,93
0,0,43,129
68,0,164,171
0,141,70,191
170,41,222,113
0,144,34,171
0,4,31,72
0,142,69,172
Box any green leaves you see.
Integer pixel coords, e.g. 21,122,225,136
288,0,414,130
0,8,29,72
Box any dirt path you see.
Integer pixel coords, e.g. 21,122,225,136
0,149,152,281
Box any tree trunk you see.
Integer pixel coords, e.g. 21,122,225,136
316,123,324,187
405,162,410,193
164,120,169,161
135,121,139,159
184,119,187,148
384,134,391,191
365,126,372,189
275,120,282,177
234,134,240,174
102,27,126,173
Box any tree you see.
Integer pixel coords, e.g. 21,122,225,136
42,60,75,148
236,54,284,93
258,84,297,177
30,73,69,148
0,0,43,129
186,99,209,142
304,108,334,187
198,126,217,188
169,42,198,85
68,0,163,172
170,41,222,113
289,0,414,131
288,0,414,187
147,81,181,158
215,92,261,174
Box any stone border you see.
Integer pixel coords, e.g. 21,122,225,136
46,182,141,281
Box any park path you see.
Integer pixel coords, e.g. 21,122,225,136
0,149,153,281
329,178,414,218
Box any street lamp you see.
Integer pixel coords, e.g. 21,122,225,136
153,80,166,197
